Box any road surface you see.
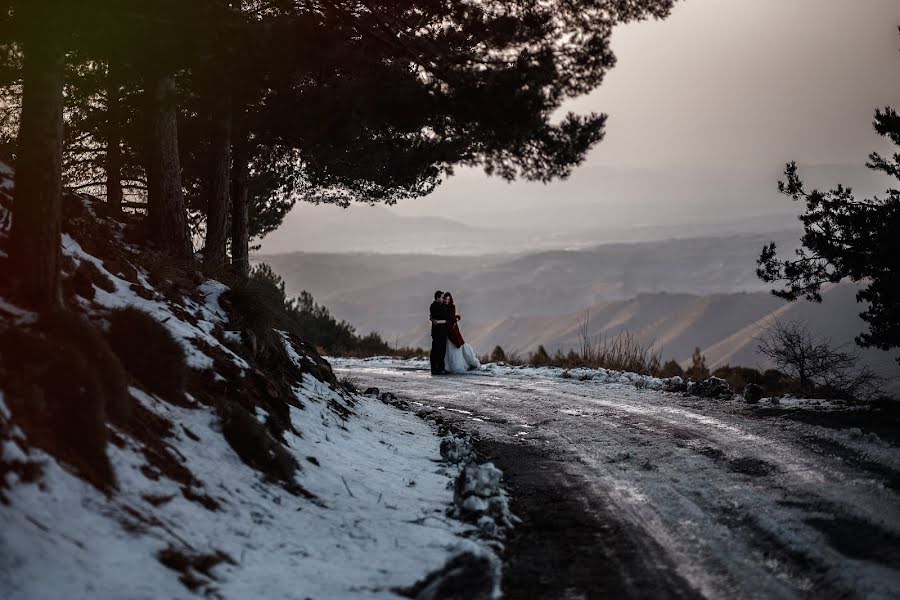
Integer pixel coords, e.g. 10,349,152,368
333,358,900,599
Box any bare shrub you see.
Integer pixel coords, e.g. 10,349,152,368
338,375,360,394
575,317,662,375
757,319,883,400
504,349,524,365
492,313,665,376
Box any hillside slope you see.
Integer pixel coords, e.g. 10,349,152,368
0,167,505,598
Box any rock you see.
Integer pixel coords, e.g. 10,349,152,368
690,376,733,400
363,387,380,397
664,375,687,393
453,462,516,532
393,552,497,600
455,462,502,502
440,436,474,464
743,383,763,404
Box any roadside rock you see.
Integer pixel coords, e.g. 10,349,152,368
453,462,516,532
743,383,763,404
378,391,408,410
664,376,687,393
394,551,499,600
689,376,733,400
440,436,474,464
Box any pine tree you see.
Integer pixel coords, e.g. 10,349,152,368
220,0,677,271
5,1,68,308
757,35,900,364
685,347,709,381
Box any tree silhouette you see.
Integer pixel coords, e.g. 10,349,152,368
3,0,679,299
758,91,900,364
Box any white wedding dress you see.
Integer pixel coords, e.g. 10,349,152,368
445,340,481,373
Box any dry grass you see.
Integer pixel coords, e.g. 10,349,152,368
0,309,134,490
488,329,663,377
106,306,188,403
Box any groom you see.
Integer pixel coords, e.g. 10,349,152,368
429,290,450,375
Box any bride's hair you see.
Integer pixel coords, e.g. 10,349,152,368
443,292,454,304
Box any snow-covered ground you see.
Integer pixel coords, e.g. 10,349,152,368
0,184,503,598
334,357,900,598
330,356,853,410
1,383,486,599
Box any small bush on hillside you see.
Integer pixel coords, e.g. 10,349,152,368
141,251,195,294
575,329,663,375
529,345,551,367
237,264,425,359
685,347,710,381
490,346,507,362
0,310,132,489
107,306,188,402
223,265,287,353
219,402,301,492
63,258,116,302
659,359,684,378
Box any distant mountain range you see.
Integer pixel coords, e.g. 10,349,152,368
255,232,898,393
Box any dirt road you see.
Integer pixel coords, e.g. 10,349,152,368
333,359,900,599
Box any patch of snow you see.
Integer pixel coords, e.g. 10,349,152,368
0,298,37,326
1,207,504,598
0,369,486,599
60,233,248,373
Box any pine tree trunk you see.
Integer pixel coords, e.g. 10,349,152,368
105,66,123,213
230,135,250,277
8,37,65,309
145,73,192,261
204,94,231,270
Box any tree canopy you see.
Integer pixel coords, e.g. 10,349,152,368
757,101,900,363
1,0,677,306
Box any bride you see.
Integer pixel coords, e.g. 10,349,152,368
443,292,481,373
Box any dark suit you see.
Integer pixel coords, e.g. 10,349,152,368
430,300,448,374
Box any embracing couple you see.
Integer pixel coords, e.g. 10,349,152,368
429,290,481,375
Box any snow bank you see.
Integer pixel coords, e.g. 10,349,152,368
330,356,672,391
330,357,859,410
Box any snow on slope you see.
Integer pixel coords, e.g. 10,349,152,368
1,382,485,599
0,171,502,599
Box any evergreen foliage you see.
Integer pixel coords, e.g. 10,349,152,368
1,0,677,300
758,37,900,364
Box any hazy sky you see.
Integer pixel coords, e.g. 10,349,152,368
562,0,900,169
263,0,900,251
